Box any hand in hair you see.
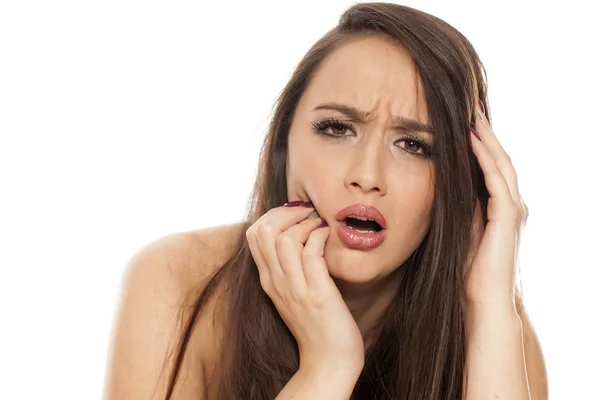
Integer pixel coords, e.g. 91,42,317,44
465,101,530,309
245,200,365,375
464,101,533,399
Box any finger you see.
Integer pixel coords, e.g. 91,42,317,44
276,217,325,292
471,130,517,216
474,103,521,206
251,200,316,230
302,224,332,291
246,231,272,291
259,201,316,233
254,202,316,279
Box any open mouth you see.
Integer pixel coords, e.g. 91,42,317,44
344,216,384,233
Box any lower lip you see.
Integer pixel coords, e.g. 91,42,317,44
336,220,386,249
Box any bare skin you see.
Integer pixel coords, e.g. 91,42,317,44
102,222,547,399
103,35,548,400
195,224,547,400
285,34,435,347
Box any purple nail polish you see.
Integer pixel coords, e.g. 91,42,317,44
470,128,481,141
302,201,314,208
319,220,329,228
284,200,304,207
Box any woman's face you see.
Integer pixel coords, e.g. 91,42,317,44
286,35,436,284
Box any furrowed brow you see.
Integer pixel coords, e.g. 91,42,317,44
312,102,434,135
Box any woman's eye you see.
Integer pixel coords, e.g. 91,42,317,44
330,123,350,135
312,119,432,158
311,119,356,137
397,138,432,157
400,139,423,153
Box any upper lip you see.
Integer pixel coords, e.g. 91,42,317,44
335,204,387,230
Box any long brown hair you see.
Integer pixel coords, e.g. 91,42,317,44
163,2,522,399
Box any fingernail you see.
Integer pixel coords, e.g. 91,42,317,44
319,220,329,228
470,127,481,141
301,201,314,208
283,200,304,207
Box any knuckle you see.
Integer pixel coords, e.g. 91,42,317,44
256,223,274,238
502,153,513,164
275,232,294,248
258,274,271,292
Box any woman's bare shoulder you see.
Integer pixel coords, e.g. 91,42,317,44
173,222,244,333
103,222,244,400
180,223,245,395
181,223,243,286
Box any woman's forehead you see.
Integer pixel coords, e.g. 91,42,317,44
302,37,428,123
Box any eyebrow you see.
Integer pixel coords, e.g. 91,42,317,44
312,102,434,134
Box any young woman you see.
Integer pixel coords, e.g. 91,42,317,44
104,3,548,399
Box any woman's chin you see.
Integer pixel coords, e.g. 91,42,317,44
323,249,384,284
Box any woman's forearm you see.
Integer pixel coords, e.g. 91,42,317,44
465,303,530,400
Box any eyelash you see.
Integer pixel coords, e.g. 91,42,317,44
310,117,433,158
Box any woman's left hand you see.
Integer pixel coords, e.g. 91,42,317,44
466,101,529,311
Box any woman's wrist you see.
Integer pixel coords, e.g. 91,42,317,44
466,299,521,340
299,356,364,380
298,361,362,396
274,360,362,400
467,297,519,319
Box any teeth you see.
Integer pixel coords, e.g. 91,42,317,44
346,225,377,233
348,215,375,222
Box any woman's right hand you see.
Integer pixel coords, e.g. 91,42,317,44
245,200,365,374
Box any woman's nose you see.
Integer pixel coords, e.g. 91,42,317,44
345,139,387,196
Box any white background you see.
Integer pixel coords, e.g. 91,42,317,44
1,1,598,398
